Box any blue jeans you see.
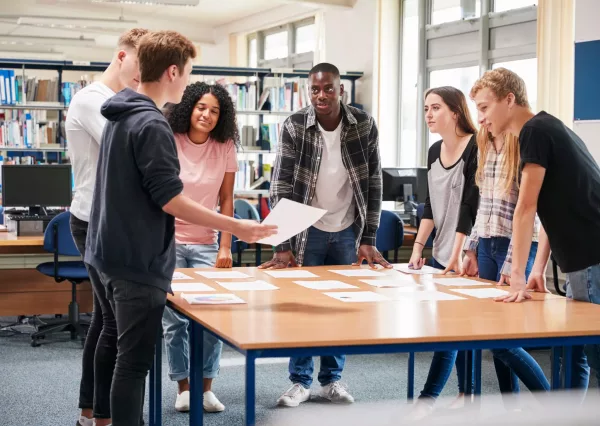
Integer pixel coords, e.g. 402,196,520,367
289,226,357,388
162,243,223,381
563,263,600,389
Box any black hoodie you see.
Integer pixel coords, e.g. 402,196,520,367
85,88,183,292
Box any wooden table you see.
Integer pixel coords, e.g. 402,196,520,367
150,265,600,426
0,231,44,254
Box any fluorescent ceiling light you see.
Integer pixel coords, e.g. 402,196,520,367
17,16,138,31
0,35,96,47
92,0,200,5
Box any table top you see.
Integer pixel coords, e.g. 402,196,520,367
168,265,600,351
0,232,44,246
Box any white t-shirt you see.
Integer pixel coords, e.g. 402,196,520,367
66,82,115,222
310,120,355,232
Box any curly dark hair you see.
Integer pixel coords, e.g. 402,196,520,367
166,81,240,146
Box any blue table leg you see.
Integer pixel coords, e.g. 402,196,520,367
465,350,474,396
474,349,482,395
563,346,573,389
246,351,257,426
407,352,415,400
551,346,561,390
190,322,204,426
256,195,262,266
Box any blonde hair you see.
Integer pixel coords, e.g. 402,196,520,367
471,67,528,195
117,28,150,50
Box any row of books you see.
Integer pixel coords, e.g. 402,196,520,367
0,109,59,148
234,161,273,190
0,69,91,105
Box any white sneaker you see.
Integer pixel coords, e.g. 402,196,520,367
175,390,190,412
277,383,311,407
78,416,93,426
203,391,225,412
319,382,354,404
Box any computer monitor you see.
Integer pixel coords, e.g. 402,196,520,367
382,167,428,208
1,164,72,215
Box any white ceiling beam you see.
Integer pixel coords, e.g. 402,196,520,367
279,0,357,8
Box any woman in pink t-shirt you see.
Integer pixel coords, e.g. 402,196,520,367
163,82,239,414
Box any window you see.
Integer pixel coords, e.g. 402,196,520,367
248,38,257,68
428,66,479,145
295,23,316,55
264,31,288,61
431,0,480,25
493,0,538,12
492,58,537,112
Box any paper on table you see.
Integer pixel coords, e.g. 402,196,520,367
450,288,510,298
195,271,251,279
391,289,466,301
324,291,391,303
394,264,443,275
330,269,387,277
434,277,488,287
172,271,193,280
294,280,358,290
360,279,418,288
263,270,319,279
256,198,327,246
181,293,246,305
171,282,215,292
216,280,279,291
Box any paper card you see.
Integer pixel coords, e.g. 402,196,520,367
394,264,443,275
329,269,387,277
181,293,246,305
293,280,358,290
391,289,466,301
360,279,419,288
450,288,510,299
195,271,251,279
434,278,489,287
263,270,319,279
172,271,193,280
216,280,279,291
257,198,327,246
171,282,215,292
324,291,391,303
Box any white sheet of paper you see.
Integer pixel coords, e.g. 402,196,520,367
451,288,510,298
216,280,279,291
330,269,387,277
394,263,443,275
256,198,327,246
172,272,193,280
360,279,418,288
392,289,466,301
293,280,358,290
181,293,246,305
195,271,251,279
324,291,391,303
171,282,215,292
434,278,489,287
263,270,319,279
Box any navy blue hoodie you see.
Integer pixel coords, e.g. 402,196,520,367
85,88,183,292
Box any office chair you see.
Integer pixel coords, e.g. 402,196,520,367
375,210,404,263
234,199,261,221
32,211,90,347
217,213,248,267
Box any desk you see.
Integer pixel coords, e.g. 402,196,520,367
151,266,600,426
0,232,44,254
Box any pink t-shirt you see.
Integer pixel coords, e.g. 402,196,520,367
174,132,239,245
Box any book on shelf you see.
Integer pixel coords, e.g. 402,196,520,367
234,160,272,192
0,109,59,148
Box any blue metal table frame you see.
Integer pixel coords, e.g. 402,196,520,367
149,307,600,426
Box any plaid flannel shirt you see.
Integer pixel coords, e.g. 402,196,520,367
464,140,540,276
269,103,382,265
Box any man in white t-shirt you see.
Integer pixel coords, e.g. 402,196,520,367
260,63,390,408
66,28,149,426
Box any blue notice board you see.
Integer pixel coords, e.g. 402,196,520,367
574,39,600,121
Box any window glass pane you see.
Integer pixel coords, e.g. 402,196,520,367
432,0,480,25
427,66,480,145
492,58,537,112
264,31,288,60
493,0,538,12
295,24,315,54
400,0,419,167
248,38,257,68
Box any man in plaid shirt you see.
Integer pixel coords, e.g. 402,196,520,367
259,63,390,407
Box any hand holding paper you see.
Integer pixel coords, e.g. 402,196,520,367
257,199,327,246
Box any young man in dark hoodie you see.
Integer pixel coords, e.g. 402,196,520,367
85,30,277,426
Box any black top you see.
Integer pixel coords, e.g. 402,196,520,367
85,88,184,292
519,111,600,273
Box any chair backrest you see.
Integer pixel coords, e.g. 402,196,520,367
376,210,404,252
234,199,261,221
43,211,81,257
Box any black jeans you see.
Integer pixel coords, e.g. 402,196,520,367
70,215,116,419
99,272,166,426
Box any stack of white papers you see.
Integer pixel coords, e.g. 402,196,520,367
216,280,279,291
181,293,246,305
434,278,488,287
330,269,387,277
450,288,510,298
195,271,251,279
171,282,215,292
263,270,319,279
394,264,443,275
360,279,418,288
172,272,193,280
324,291,391,303
293,280,358,290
